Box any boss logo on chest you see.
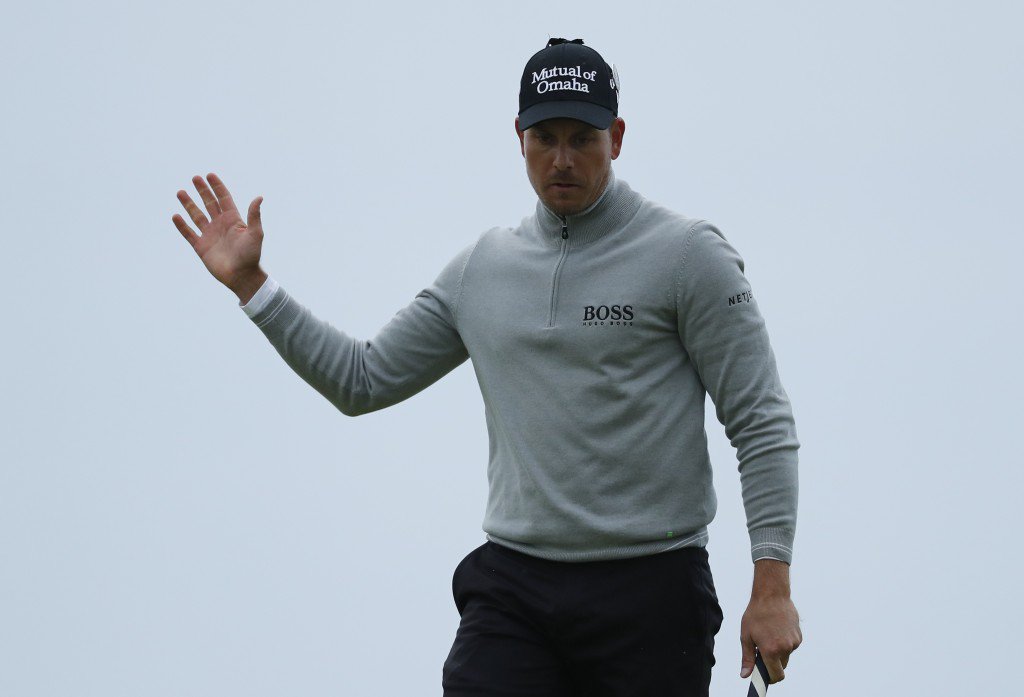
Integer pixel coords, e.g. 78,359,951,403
582,304,635,326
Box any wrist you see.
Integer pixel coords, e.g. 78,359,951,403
229,267,268,305
751,558,791,600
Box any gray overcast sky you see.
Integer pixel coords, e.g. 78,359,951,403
1,1,1021,695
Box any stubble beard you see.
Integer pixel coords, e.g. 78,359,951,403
533,165,611,218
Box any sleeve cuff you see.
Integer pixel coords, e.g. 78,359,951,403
240,276,280,317
750,527,794,564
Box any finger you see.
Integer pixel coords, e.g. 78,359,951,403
739,634,756,679
763,654,786,684
192,175,222,218
177,190,209,228
247,195,263,230
172,213,200,248
207,172,239,215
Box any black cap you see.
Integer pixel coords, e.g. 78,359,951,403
518,38,619,131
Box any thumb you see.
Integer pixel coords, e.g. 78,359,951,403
247,195,263,229
740,636,756,679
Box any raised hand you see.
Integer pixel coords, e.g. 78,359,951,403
172,173,268,304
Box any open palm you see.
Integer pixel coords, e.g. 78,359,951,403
172,173,264,290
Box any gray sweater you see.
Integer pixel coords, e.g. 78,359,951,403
242,175,799,563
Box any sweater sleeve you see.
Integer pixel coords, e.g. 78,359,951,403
244,243,474,416
675,221,800,564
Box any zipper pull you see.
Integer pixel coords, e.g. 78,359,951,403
561,220,568,240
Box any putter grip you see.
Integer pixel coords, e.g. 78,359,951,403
746,651,770,697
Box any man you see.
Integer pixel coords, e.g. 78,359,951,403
172,38,801,696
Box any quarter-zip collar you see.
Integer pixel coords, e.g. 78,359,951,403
535,170,644,249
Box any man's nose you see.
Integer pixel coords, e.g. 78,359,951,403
553,144,573,169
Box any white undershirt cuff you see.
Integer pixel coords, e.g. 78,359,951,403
240,276,280,317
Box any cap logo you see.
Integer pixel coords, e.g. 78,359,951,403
531,65,597,95
518,39,617,130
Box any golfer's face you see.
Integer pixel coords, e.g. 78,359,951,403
519,117,623,217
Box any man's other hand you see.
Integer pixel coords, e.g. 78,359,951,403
739,559,802,684
172,173,267,304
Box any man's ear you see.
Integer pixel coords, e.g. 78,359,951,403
516,117,526,157
610,117,626,160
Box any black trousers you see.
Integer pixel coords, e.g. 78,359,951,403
442,541,724,696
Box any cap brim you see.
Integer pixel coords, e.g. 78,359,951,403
518,101,615,131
